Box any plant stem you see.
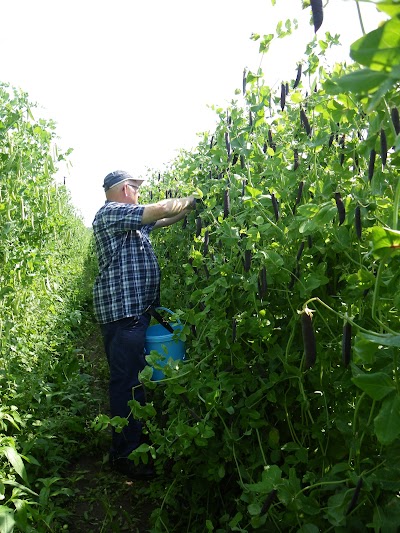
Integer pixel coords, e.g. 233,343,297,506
384,97,398,141
254,199,285,234
371,260,385,325
294,478,348,499
393,177,400,230
359,399,376,451
350,391,366,466
355,1,366,35
232,442,244,488
284,399,302,447
304,297,397,336
160,477,177,518
284,319,296,361
256,428,267,466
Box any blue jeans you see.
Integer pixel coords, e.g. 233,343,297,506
100,313,151,460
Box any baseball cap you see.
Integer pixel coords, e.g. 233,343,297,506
103,170,145,192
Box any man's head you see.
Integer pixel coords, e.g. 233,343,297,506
103,170,144,204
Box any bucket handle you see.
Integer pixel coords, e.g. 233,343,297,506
155,307,181,324
148,307,180,333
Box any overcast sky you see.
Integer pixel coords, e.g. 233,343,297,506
1,0,383,225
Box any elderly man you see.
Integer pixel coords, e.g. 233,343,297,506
92,170,195,479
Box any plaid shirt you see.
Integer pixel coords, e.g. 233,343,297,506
92,201,160,324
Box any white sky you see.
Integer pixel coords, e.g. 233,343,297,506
1,0,384,226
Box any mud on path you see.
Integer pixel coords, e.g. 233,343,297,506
63,326,155,533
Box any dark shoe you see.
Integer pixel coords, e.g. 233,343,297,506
111,458,156,480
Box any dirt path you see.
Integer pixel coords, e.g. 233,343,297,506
63,326,155,532
66,454,153,532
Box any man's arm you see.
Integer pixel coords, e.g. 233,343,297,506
153,209,190,229
141,196,195,225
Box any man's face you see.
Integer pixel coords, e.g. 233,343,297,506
124,182,140,204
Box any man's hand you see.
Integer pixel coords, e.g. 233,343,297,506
187,195,197,211
142,195,196,225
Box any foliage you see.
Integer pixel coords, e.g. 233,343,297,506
2,0,399,530
0,83,98,531
125,2,400,531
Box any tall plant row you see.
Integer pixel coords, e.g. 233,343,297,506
0,83,97,531
130,3,400,531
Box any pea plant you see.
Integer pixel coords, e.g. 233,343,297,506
132,2,400,531
0,84,97,532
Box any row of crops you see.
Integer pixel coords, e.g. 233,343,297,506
0,84,98,531
121,3,400,531
1,1,399,531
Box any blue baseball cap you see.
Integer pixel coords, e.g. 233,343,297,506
103,170,144,191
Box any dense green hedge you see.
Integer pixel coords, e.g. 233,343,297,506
0,83,98,532
125,5,400,532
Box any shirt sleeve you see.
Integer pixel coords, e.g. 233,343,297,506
141,221,156,237
99,202,146,232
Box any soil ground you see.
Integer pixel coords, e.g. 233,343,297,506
65,453,154,532
63,326,155,533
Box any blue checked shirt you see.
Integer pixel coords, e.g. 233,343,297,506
92,201,160,324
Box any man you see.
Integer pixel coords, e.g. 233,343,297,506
92,170,195,479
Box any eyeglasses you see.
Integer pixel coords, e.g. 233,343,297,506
126,183,140,193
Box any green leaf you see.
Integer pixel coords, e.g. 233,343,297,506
1,480,37,498
265,250,284,269
381,496,400,530
366,74,398,111
109,416,128,431
128,399,156,419
297,204,319,218
13,499,28,531
0,506,15,533
301,264,329,293
359,331,400,348
352,372,395,400
0,446,28,484
290,91,304,103
376,2,400,17
370,226,400,258
229,512,243,528
325,491,347,527
259,34,274,53
266,146,275,157
314,202,337,226
374,393,400,445
333,68,390,93
139,364,155,382
169,384,187,394
205,519,214,531
350,16,400,70
245,185,262,198
354,335,378,364
244,465,282,493
299,218,318,234
248,503,262,516
0,286,14,298
329,462,351,476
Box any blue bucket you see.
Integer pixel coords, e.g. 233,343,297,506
145,308,185,381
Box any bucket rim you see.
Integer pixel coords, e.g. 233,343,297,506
146,322,183,341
